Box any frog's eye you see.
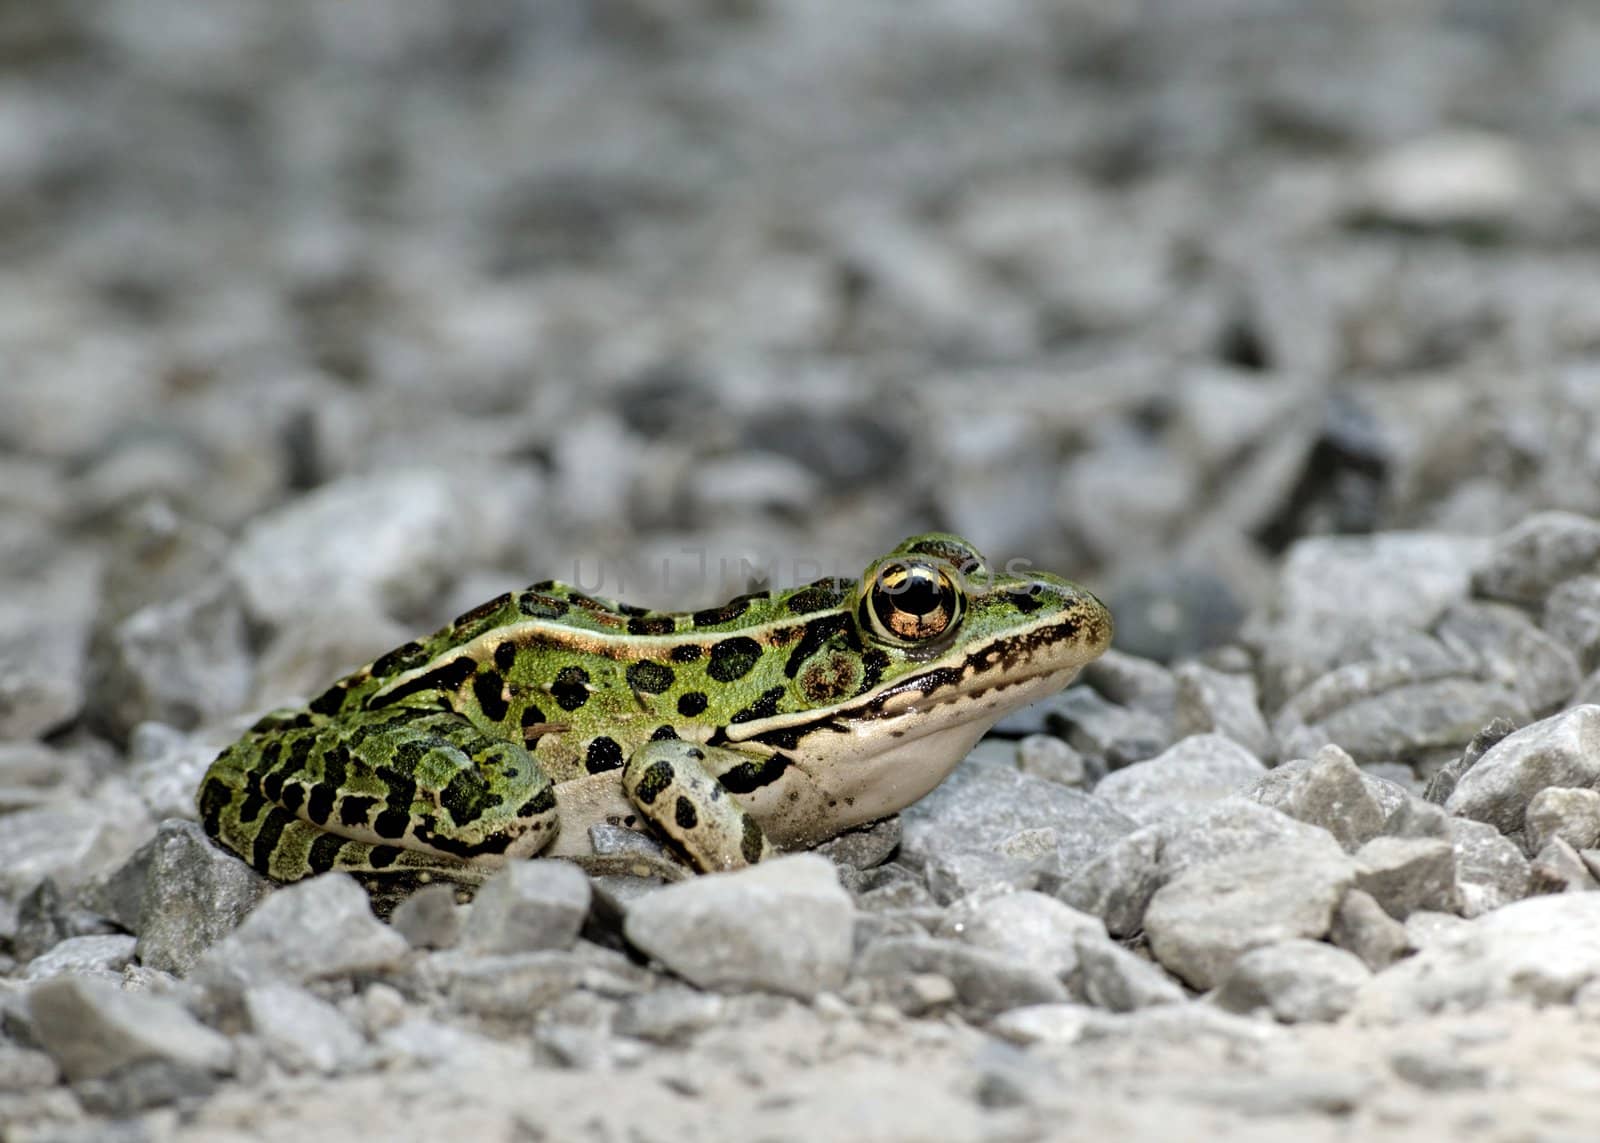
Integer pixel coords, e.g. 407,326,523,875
861,559,965,646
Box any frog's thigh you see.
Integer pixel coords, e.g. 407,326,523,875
620,742,777,871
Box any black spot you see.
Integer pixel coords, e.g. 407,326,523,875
367,656,476,710
367,844,401,870
550,665,591,711
518,592,570,619
286,734,315,773
320,745,349,791
674,796,698,830
670,643,704,663
719,753,792,794
306,783,335,826
860,648,891,693
741,817,765,864
784,613,853,678
441,768,501,826
786,583,846,615
692,599,750,628
308,684,348,717
650,725,679,741
250,807,294,874
454,592,512,630
338,795,377,827
677,691,708,717
279,782,306,815
373,808,411,840
731,685,785,724
586,735,624,773
493,642,518,673
371,641,428,678
518,785,556,816
627,660,675,694
1006,588,1043,614
628,615,676,636
707,636,762,682
307,832,346,874
473,671,510,722
633,760,674,804
521,703,547,731
237,788,267,825
261,769,286,803
198,776,231,838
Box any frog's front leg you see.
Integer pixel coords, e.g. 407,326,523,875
620,742,779,871
198,706,560,885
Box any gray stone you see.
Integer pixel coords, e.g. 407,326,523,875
1404,911,1473,951
23,935,138,982
1246,745,1384,851
419,949,588,1019
136,819,274,976
623,854,853,999
1329,888,1412,971
1447,818,1531,917
987,1003,1093,1047
1525,786,1600,854
1045,686,1171,766
1213,939,1369,1023
1472,511,1600,606
27,975,232,1083
900,752,1136,902
1446,705,1600,834
853,936,1067,1021
1389,1048,1490,1093
194,873,409,989
1079,650,1178,722
1093,734,1266,826
1528,837,1599,894
1280,678,1526,770
613,987,726,1044
1424,716,1518,806
1056,797,1344,938
1014,734,1087,787
1545,575,1600,672
0,621,85,740
80,834,157,933
1073,933,1185,1012
1353,836,1460,918
1355,893,1600,1019
1436,600,1580,715
0,788,155,895
229,469,534,627
936,890,1105,981
388,882,465,950
1144,845,1358,990
1172,662,1275,761
812,814,902,870
0,1045,59,1093
244,984,366,1075
13,877,75,963
1358,131,1529,230
1256,533,1485,707
91,575,254,738
1383,795,1453,841
460,860,590,955
124,721,229,826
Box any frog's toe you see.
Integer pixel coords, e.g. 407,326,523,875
621,741,775,871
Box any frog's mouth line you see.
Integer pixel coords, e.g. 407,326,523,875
719,611,1105,758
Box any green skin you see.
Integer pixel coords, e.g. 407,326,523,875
197,533,1113,887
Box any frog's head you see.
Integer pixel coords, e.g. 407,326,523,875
732,533,1113,845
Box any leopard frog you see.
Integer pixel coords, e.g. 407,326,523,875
198,533,1112,886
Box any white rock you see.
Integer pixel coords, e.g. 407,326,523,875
1446,705,1600,834
936,890,1105,980
1074,933,1185,1012
245,985,367,1075
623,854,853,999
459,860,590,955
1093,734,1267,826
1214,939,1369,1023
27,976,233,1082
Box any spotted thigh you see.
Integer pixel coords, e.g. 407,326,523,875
197,706,559,883
620,741,776,872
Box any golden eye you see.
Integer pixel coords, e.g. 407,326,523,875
861,560,964,645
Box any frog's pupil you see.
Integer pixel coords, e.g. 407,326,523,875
893,571,945,616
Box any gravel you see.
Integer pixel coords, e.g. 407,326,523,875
11,2,1600,1139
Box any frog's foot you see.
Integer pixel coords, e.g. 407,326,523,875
197,707,560,884
620,741,777,871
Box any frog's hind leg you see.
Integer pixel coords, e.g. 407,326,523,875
620,741,778,871
197,706,560,887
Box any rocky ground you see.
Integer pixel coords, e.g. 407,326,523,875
10,1,1600,1140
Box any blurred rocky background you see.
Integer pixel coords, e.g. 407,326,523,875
11,1,1600,1140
